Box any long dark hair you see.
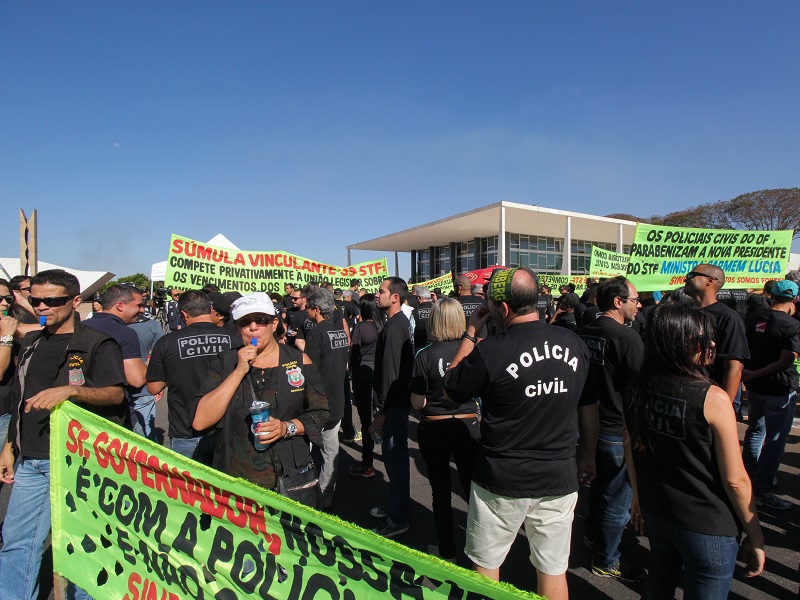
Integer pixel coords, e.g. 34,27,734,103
359,295,384,332
628,303,715,449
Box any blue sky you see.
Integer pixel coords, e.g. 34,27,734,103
2,2,798,280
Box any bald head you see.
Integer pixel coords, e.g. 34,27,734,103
698,264,725,290
455,275,472,296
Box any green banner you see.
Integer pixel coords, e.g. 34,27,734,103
588,247,629,280
410,272,454,295
626,225,793,291
165,234,389,294
537,275,587,297
51,403,537,599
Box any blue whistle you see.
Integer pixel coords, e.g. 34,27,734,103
40,316,47,327
251,337,258,346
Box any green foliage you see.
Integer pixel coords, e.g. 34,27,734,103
650,188,800,239
98,273,151,295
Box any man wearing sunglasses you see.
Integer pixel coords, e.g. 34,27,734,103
147,290,233,464
684,264,749,417
0,269,126,600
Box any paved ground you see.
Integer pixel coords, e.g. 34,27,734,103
3,397,798,599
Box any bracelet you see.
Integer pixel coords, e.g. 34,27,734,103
461,331,477,343
0,342,12,348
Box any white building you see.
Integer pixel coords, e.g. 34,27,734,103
347,201,638,282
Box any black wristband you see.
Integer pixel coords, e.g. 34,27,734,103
461,331,477,343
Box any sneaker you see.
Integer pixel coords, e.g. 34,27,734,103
370,505,389,518
353,431,363,442
756,493,792,511
371,518,409,538
591,561,647,583
349,463,375,478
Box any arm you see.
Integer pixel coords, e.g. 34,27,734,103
123,358,147,388
193,346,256,431
742,349,797,383
147,381,166,395
410,392,426,411
448,305,491,372
25,384,124,412
720,359,743,403
704,385,765,577
0,316,17,379
577,402,599,485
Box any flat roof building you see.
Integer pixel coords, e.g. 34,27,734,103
347,201,638,282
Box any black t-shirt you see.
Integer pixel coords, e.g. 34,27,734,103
579,305,603,329
444,320,590,498
745,293,770,322
412,303,433,349
411,340,479,417
744,308,800,395
335,300,360,331
304,319,349,422
20,332,125,458
351,321,379,384
579,316,644,435
457,295,488,337
553,312,577,331
702,301,750,387
147,322,233,438
284,309,306,346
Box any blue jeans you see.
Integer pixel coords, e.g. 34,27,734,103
170,434,214,466
742,390,796,496
643,511,738,600
382,407,410,526
0,458,51,600
588,433,632,567
129,394,157,441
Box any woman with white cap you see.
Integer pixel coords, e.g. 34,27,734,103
194,292,330,505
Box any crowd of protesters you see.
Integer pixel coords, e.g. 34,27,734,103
0,265,798,599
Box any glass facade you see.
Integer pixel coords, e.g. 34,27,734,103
413,234,629,279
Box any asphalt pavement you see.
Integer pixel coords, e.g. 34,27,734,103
2,396,798,599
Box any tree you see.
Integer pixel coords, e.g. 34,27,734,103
649,188,800,239
98,273,151,295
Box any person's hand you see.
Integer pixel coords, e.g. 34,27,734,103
369,414,386,441
0,315,18,338
0,444,16,484
254,417,288,445
741,369,753,383
25,386,72,412
577,453,596,486
740,535,765,578
467,305,491,331
12,291,35,317
154,390,165,403
236,344,257,375
630,496,645,535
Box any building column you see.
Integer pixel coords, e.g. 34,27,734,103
499,205,506,267
410,250,417,282
562,216,572,276
617,223,624,253
347,247,351,266
394,252,399,277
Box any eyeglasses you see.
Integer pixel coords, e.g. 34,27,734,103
17,287,30,293
685,271,718,281
235,315,275,328
620,297,640,304
290,297,302,301
0,295,13,304
29,296,74,308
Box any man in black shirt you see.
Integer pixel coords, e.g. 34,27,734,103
369,277,414,538
578,277,646,582
284,288,308,348
444,268,590,599
412,286,433,349
741,280,800,511
305,289,349,509
147,290,233,465
684,264,750,419
0,269,125,600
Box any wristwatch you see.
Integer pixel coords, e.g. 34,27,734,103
0,335,12,347
284,421,298,439
461,331,478,343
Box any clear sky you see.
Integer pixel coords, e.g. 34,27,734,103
2,2,799,281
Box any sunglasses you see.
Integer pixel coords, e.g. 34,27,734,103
235,315,275,328
0,295,13,304
685,271,718,281
29,296,74,308
17,287,31,293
